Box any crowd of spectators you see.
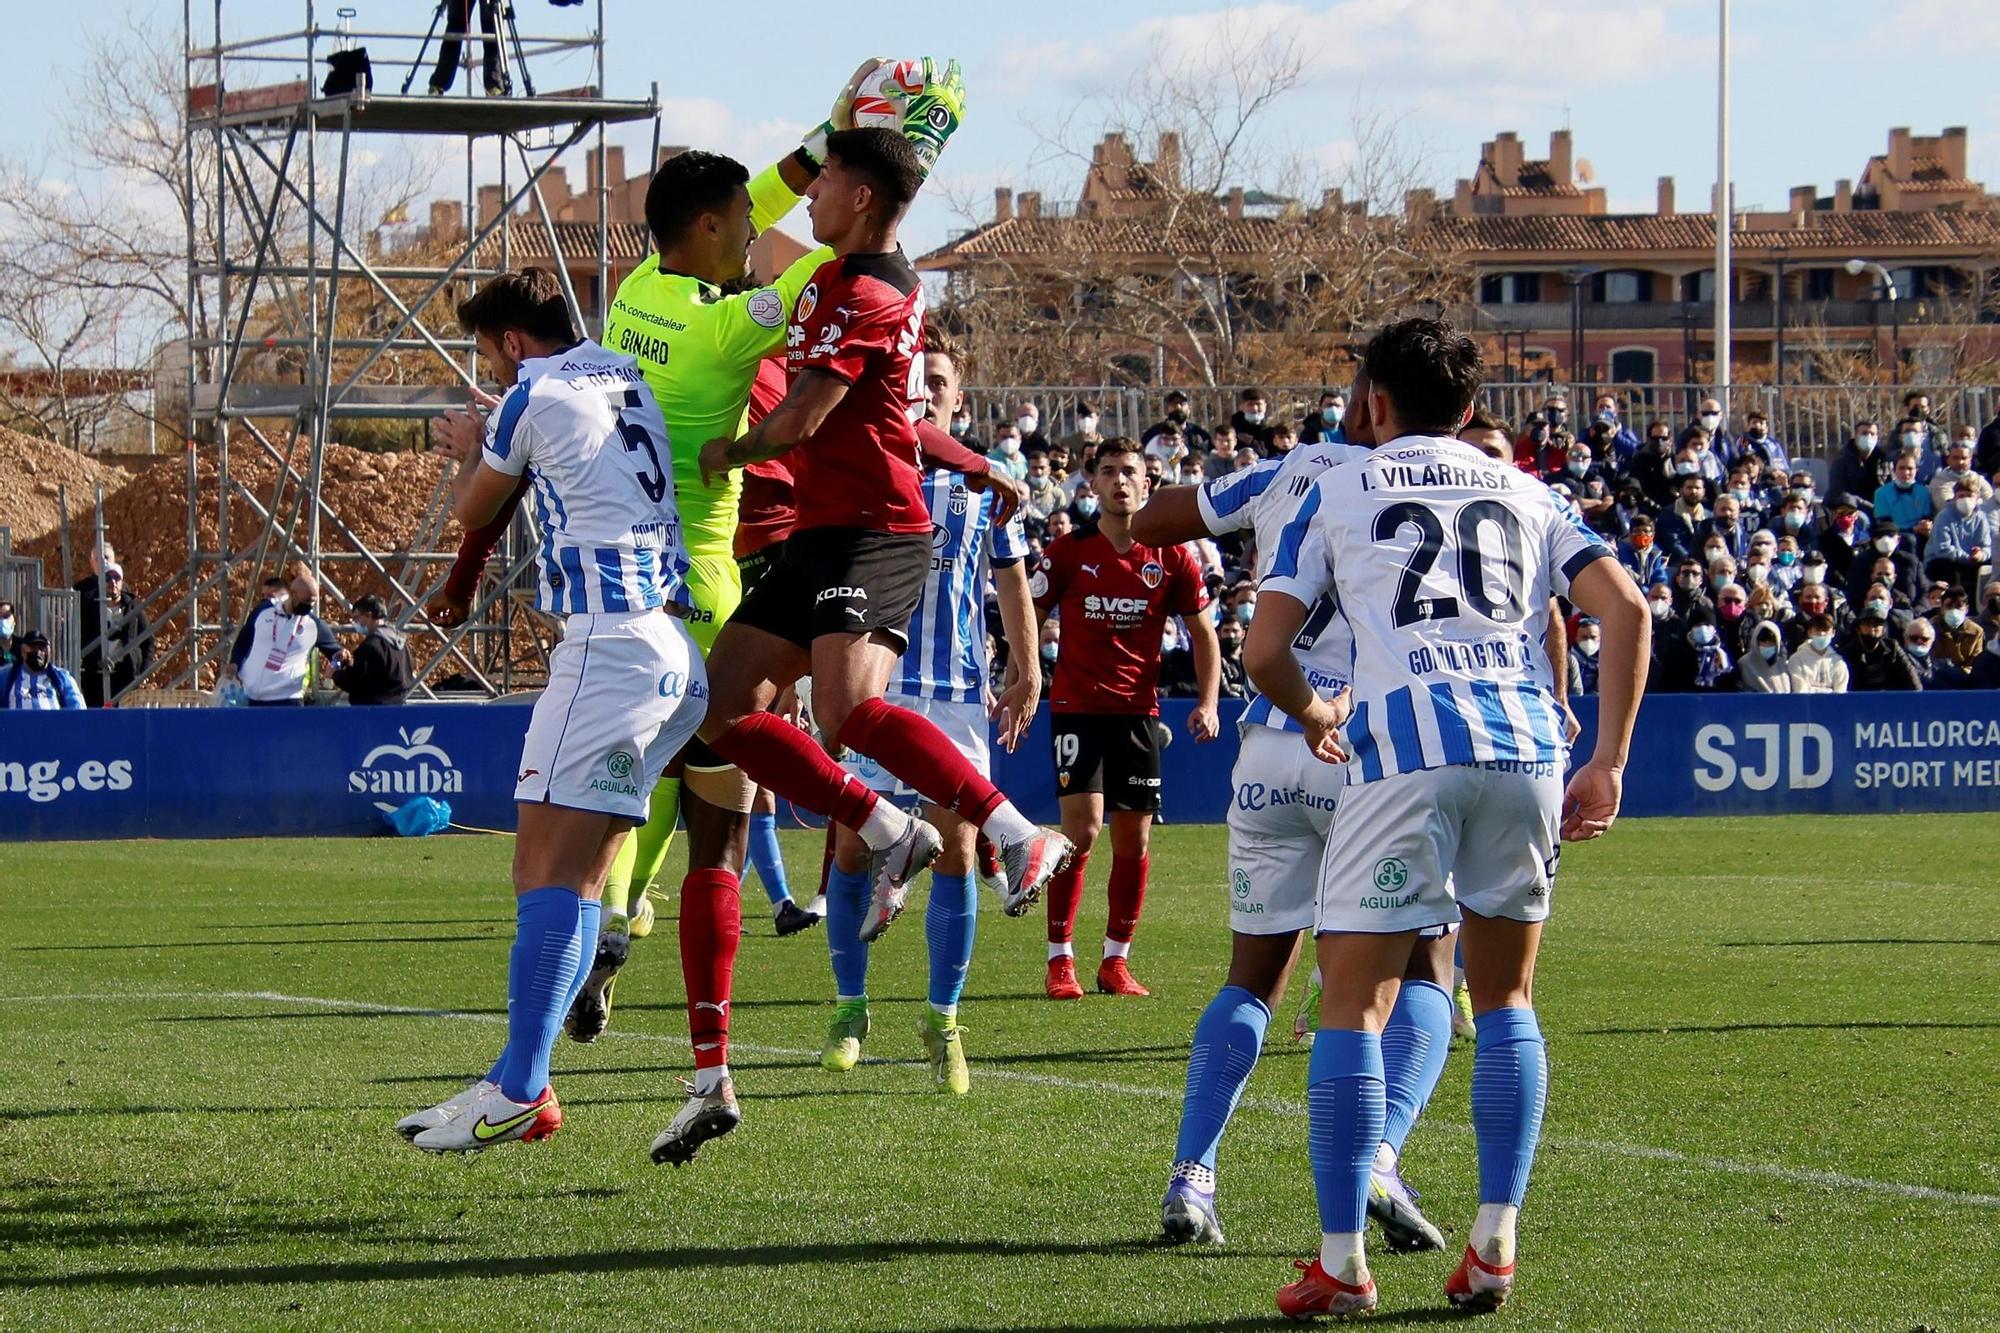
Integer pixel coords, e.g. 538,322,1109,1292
963,385,2000,700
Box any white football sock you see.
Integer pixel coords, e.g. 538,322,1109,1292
1102,937,1131,960
855,797,911,851
1047,941,1074,961
692,1063,729,1097
1372,1141,1397,1174
1318,1230,1367,1283
1469,1203,1518,1266
980,801,1037,848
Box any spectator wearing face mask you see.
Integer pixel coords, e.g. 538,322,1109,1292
1842,611,1921,690
1819,493,1871,575
1230,387,1274,452
0,630,84,709
1629,423,1680,507
1697,494,1752,562
1768,535,1805,593
1658,607,1733,692
1676,396,1731,457
1011,399,1050,455
1929,587,1985,672
1902,617,1944,688
1849,518,1921,604
947,405,978,447
1567,615,1601,695
1298,389,1347,445
1544,438,1608,493
1736,619,1791,692
1143,390,1212,457
1656,474,1711,562
1643,581,1677,652
1684,427,1728,487
1712,582,1754,656
332,595,413,706
1786,613,1850,692
226,571,348,705
1510,412,1550,474
1163,614,1246,700
1830,420,1893,508
1061,402,1104,458
0,600,15,664
1873,450,1934,537
1666,556,1714,631
1729,408,1787,471
1929,437,1990,511
1925,479,1992,594
1535,396,1576,471
987,423,1029,482
1142,424,1188,484
1849,580,1908,640
1774,491,1820,556
1615,515,1669,588
1591,393,1641,466
1022,452,1067,527
76,562,153,708
1785,580,1848,649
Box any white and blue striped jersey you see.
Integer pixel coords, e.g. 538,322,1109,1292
1197,442,1367,733
892,470,1029,703
1262,434,1612,783
481,339,691,617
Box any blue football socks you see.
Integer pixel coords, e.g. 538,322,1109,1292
1471,1007,1548,1207
1307,1029,1385,1234
1172,985,1271,1173
496,887,586,1103
924,871,976,1011
1381,979,1454,1155
746,811,793,908
824,865,872,998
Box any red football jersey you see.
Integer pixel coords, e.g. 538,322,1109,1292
784,250,930,535
1034,530,1209,716
734,357,794,558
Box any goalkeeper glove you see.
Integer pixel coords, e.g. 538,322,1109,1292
899,57,967,178
799,56,887,171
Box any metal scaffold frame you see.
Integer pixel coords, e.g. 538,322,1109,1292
146,0,658,701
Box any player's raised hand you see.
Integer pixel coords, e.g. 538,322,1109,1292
433,407,485,464
965,469,1025,525
426,590,471,629
829,56,889,132
900,57,967,177
1187,702,1220,743
1560,759,1623,841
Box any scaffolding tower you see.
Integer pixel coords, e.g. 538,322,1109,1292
153,0,658,700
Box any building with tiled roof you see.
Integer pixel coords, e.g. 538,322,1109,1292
917,125,1999,385
452,145,808,326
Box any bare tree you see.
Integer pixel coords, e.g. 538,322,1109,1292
928,23,1467,389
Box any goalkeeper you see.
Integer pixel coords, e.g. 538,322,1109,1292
430,61,969,1115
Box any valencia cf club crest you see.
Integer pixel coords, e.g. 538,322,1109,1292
796,282,818,324
1058,771,1071,789
1140,560,1164,589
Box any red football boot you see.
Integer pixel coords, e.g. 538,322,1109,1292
1276,1257,1377,1320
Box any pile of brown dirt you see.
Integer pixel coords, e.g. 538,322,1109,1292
0,426,132,547
14,432,552,689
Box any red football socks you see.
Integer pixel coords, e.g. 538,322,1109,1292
1045,849,1091,945
835,697,1007,827
707,712,879,831
678,868,741,1072
1107,853,1149,943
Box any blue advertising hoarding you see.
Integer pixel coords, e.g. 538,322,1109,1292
5,692,2000,840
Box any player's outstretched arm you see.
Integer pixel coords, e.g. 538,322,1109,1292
1243,591,1348,763
989,561,1041,752
1129,485,1206,547
1560,558,1650,841
699,368,849,485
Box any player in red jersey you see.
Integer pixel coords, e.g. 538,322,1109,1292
692,127,1068,982
1034,437,1221,998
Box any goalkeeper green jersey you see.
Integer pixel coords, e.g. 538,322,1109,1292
603,162,829,558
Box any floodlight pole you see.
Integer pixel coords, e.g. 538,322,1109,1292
1714,0,1731,422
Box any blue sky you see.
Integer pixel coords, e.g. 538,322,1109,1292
0,0,1989,259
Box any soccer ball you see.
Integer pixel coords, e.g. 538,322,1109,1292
848,58,925,129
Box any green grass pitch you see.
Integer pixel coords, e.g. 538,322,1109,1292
2,816,1995,1331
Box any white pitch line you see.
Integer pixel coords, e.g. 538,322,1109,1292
9,987,2000,1213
